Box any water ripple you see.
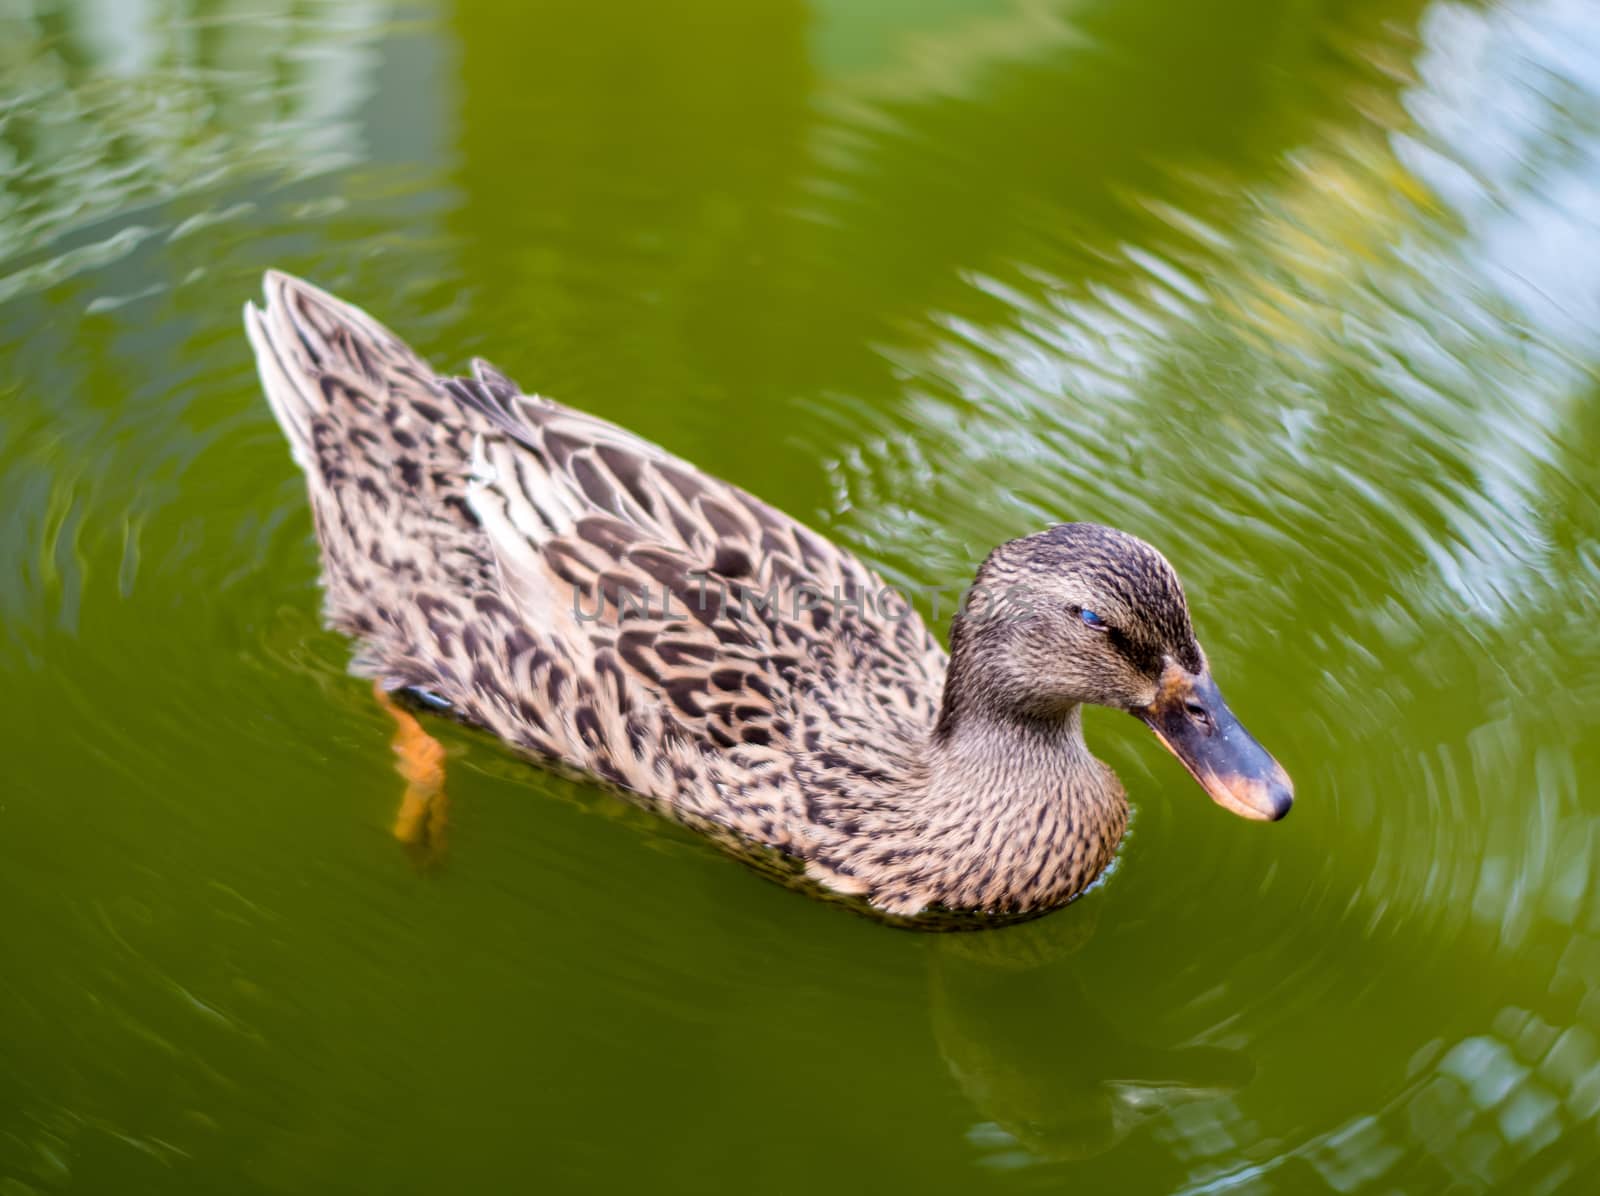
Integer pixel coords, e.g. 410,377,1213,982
803,0,1600,1177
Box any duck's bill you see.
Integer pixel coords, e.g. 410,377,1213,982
1135,665,1293,822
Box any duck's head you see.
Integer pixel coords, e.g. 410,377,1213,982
941,522,1292,821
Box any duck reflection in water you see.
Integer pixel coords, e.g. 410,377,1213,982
927,906,1253,1163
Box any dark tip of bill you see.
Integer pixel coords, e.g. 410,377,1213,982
1267,782,1293,821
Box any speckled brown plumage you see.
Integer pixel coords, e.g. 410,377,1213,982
246,271,1251,926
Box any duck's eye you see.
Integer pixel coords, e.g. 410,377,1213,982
1079,608,1107,630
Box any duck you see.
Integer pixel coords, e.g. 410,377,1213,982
245,270,1292,926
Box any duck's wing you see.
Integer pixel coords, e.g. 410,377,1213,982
441,369,948,753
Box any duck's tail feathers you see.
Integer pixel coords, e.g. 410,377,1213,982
244,270,436,473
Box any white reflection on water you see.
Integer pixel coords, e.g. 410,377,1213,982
0,0,390,287
1170,1007,1600,1193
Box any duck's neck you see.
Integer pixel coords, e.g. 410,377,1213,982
911,704,1129,913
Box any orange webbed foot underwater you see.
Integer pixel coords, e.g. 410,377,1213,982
373,682,450,868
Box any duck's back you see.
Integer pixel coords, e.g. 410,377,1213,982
245,272,947,857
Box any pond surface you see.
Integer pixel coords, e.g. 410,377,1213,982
4,0,1600,1191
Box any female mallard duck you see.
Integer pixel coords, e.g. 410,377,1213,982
246,271,1291,925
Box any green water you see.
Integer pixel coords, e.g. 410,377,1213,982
4,0,1600,1190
